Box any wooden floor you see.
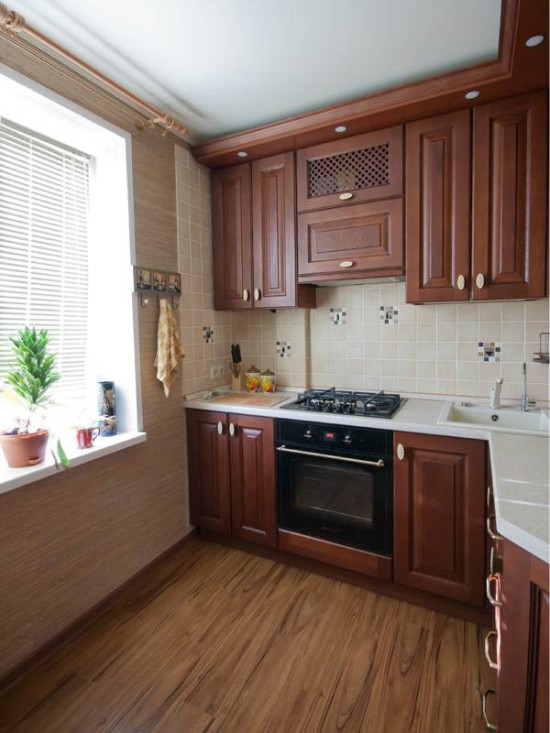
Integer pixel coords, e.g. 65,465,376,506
0,538,494,733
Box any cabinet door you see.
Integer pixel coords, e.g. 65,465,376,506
212,164,252,309
297,198,403,283
229,414,277,548
394,432,486,606
498,540,549,733
406,110,471,303
252,153,309,308
296,126,403,212
187,410,231,534
473,91,548,300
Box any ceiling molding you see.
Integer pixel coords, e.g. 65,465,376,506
193,0,548,168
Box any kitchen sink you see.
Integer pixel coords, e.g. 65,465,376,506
437,402,550,436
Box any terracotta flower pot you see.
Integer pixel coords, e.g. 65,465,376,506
0,429,50,468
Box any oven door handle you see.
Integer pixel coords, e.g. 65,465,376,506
276,444,385,468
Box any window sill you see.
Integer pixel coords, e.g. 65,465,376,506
0,431,147,496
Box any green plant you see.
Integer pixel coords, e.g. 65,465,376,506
6,327,61,413
4,326,68,467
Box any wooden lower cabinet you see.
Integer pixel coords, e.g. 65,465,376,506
495,539,549,733
393,432,486,606
187,409,277,548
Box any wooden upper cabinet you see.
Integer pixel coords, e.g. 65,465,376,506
298,198,404,282
296,126,403,212
212,164,252,310
393,432,486,606
229,414,277,548
473,91,548,300
252,153,314,308
406,110,471,303
187,410,231,535
213,155,315,310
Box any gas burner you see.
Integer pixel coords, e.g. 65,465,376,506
284,388,403,418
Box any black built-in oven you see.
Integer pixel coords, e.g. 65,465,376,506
276,419,393,555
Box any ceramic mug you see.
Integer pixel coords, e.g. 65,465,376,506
76,426,100,449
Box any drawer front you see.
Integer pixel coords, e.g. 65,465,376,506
297,126,403,212
298,198,403,281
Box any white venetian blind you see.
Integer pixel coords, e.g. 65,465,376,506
0,118,90,403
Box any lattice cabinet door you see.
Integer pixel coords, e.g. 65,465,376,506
296,126,403,212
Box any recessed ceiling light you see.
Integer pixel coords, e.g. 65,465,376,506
525,35,545,48
334,125,347,133
464,90,480,100
237,151,247,158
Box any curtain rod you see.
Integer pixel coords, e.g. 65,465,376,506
0,2,188,138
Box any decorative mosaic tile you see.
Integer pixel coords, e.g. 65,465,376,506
380,305,398,324
478,341,501,362
276,340,291,358
202,326,214,344
330,307,347,325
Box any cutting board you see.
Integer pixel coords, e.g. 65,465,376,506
207,392,291,408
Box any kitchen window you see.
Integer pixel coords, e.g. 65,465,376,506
0,66,144,489
0,119,91,405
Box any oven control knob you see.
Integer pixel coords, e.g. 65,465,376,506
303,429,314,440
343,433,353,445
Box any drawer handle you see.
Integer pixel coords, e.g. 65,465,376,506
486,574,502,608
242,289,250,302
253,288,261,301
484,630,499,670
339,261,354,268
486,514,503,542
456,273,466,291
339,192,353,201
481,689,498,730
396,443,405,461
476,273,485,289
217,421,224,436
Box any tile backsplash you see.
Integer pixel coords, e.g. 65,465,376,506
176,152,549,403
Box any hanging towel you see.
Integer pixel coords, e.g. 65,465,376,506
154,298,185,397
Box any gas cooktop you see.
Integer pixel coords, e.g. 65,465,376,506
281,388,403,418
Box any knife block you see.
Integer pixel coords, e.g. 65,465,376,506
231,373,243,392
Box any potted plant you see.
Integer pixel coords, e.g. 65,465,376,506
0,327,68,468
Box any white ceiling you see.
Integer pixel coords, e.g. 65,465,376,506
10,0,502,142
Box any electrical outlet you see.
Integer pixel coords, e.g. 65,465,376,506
209,366,216,379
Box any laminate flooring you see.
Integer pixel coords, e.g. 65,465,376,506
0,538,495,732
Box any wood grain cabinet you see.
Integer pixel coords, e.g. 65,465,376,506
212,154,315,310
393,432,486,606
406,91,548,303
296,126,404,283
187,409,277,548
487,539,549,733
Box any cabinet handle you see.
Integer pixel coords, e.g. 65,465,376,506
338,192,353,201
229,422,236,437
339,260,354,268
486,574,502,608
484,630,499,670
253,288,261,301
486,485,493,509
481,689,498,730
476,273,485,289
396,443,405,461
242,289,250,302
486,514,503,542
217,421,224,435
489,546,503,575
456,274,466,291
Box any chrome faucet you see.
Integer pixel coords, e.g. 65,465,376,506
521,362,531,411
489,377,504,409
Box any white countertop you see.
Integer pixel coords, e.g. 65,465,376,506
184,392,549,564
